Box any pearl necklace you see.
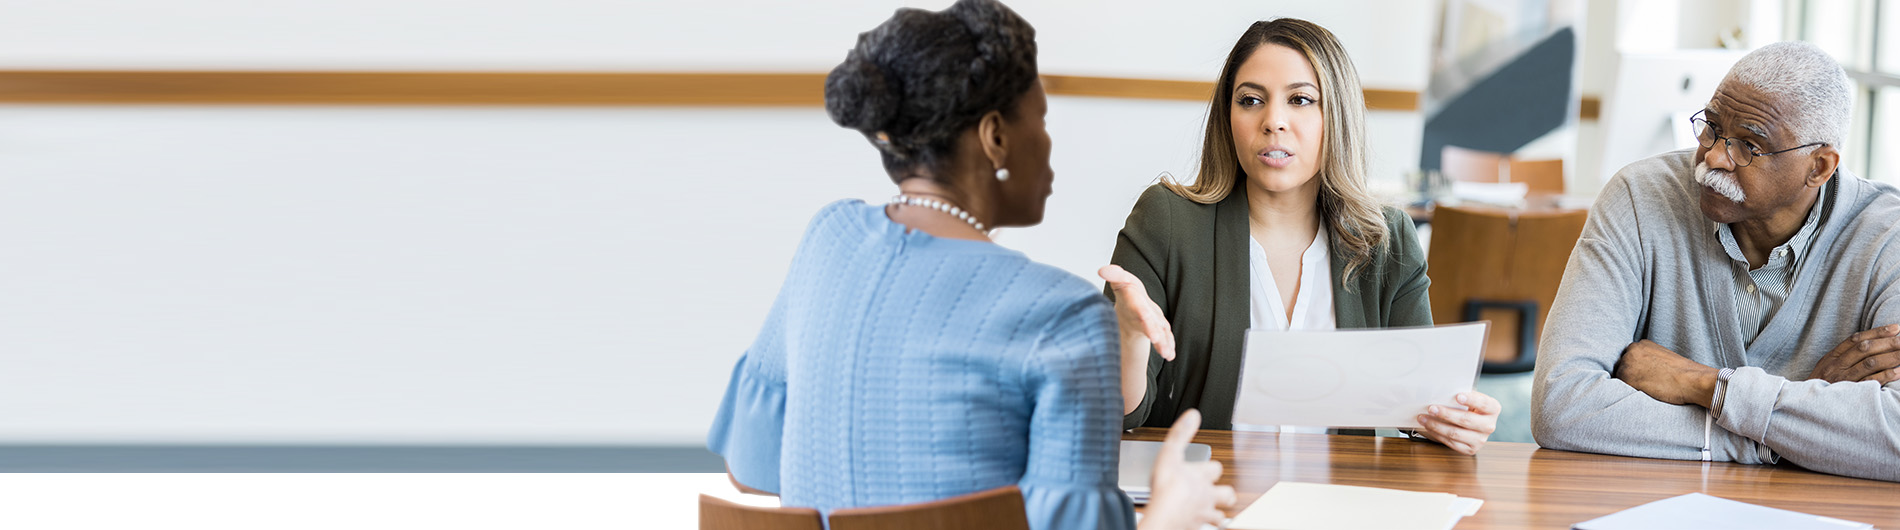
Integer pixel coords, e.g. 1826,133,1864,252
890,194,988,234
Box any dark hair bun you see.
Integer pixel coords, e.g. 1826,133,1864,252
824,53,899,137
823,0,1038,181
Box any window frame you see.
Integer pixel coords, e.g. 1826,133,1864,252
1796,0,1896,180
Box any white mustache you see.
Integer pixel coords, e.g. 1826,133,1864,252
1696,162,1746,203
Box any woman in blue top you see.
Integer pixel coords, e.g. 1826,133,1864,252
706,1,1231,529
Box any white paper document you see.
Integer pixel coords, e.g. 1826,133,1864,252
1233,323,1486,429
1572,493,1873,530
1449,180,1529,205
1227,481,1482,530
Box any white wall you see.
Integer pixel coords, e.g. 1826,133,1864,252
1572,0,1623,193
0,0,1431,445
0,0,1434,86
1573,0,1785,189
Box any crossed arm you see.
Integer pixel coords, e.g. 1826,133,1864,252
1534,184,1900,482
1617,327,1900,409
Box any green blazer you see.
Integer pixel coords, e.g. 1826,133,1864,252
1111,183,1433,430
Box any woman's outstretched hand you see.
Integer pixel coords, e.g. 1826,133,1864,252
1101,265,1176,415
1100,265,1175,361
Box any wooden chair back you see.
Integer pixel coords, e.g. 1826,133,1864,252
1442,146,1568,194
1510,210,1589,326
1441,144,1505,183
827,485,1030,530
1427,205,1588,372
1507,158,1566,194
699,494,823,530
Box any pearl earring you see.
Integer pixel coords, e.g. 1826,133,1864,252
995,168,1010,182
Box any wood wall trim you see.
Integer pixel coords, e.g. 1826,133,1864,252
1364,88,1423,112
1042,75,1211,103
0,71,830,106
0,70,1597,119
1578,97,1600,122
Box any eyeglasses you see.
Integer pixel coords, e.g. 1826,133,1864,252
1689,110,1826,168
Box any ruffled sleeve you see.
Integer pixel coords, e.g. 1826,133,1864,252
706,353,786,494
1018,479,1138,530
1017,296,1138,530
707,202,852,494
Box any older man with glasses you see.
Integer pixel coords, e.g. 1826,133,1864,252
1532,41,1900,482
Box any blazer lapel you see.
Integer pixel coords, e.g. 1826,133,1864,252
1205,189,1252,430
1329,240,1370,328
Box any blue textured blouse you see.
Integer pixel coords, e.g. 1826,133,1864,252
708,200,1136,530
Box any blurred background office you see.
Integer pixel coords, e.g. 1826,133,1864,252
0,0,1893,470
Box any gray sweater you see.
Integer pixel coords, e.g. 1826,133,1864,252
1533,149,1900,482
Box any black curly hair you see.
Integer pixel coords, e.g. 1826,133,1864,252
823,0,1038,183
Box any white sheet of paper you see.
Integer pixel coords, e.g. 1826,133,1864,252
1233,323,1487,429
1226,481,1483,530
1450,180,1529,204
1573,493,1874,530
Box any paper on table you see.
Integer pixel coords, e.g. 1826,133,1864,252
1572,493,1873,530
1233,323,1486,429
1227,482,1482,530
1449,180,1529,204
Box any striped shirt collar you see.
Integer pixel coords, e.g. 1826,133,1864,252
1711,179,1830,276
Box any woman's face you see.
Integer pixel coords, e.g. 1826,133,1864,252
1229,44,1325,196
996,79,1054,226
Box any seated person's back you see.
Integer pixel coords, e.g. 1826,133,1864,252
710,3,1232,528
711,200,1125,517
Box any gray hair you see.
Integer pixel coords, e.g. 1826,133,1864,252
1721,41,1854,150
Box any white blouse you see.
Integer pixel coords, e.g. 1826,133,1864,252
1233,224,1336,434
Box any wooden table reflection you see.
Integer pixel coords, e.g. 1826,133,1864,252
1122,428,1900,529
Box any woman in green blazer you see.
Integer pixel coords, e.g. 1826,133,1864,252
1105,18,1500,455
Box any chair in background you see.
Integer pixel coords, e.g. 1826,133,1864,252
1439,145,1566,194
699,494,823,530
828,485,1030,530
1507,158,1565,194
1427,205,1587,373
1440,144,1505,183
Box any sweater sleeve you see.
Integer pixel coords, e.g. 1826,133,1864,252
1018,295,1138,530
1707,222,1900,482
1531,173,1761,463
1107,185,1176,430
706,351,786,494
704,201,848,494
706,290,791,494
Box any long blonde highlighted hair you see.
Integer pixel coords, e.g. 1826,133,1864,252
1163,18,1387,284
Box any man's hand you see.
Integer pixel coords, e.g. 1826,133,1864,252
1614,340,1719,408
1810,324,1900,384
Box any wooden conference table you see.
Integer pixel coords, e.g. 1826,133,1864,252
1121,428,1900,529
